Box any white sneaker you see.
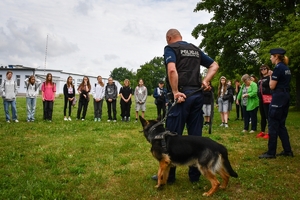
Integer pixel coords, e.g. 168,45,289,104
242,130,248,133
94,118,97,122
98,118,101,121
249,130,255,133
64,117,68,121
107,120,111,122
219,123,224,127
224,124,229,128
82,119,85,121
6,120,10,123
68,117,72,121
14,119,19,123
113,120,117,122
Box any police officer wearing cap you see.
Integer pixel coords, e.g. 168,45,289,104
151,28,219,183
259,48,294,159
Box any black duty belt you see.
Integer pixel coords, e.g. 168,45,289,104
272,88,290,92
179,86,201,92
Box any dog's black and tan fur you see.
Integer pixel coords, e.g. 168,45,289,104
139,116,238,196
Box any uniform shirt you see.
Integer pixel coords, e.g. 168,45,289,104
271,62,291,89
164,41,214,68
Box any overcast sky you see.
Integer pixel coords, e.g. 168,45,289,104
0,0,212,78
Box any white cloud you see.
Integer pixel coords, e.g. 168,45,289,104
0,0,212,78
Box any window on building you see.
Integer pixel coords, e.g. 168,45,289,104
16,75,20,87
77,79,82,87
24,75,30,88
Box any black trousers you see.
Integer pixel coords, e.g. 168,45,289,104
259,99,270,132
156,102,166,119
235,100,243,119
106,100,117,120
77,100,89,119
120,101,131,118
43,100,54,120
64,97,72,116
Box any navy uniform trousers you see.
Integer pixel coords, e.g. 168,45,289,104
267,91,292,155
166,89,204,182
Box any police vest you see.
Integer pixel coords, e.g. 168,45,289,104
165,42,202,92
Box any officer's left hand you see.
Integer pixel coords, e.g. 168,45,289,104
173,92,186,103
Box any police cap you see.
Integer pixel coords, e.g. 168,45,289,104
270,48,286,55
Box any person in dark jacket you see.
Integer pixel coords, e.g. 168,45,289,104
257,64,272,139
119,79,132,122
77,76,91,121
63,76,75,121
153,80,168,120
203,81,214,125
105,77,118,122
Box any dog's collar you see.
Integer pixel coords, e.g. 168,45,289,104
152,131,177,154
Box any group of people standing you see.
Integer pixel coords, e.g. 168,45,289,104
1,71,150,123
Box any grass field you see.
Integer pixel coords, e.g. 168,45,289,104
0,95,299,200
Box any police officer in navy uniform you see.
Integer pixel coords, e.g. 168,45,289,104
151,29,219,183
259,48,293,159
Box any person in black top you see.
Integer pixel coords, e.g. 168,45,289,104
256,65,272,139
63,76,75,121
154,28,219,183
153,80,168,120
259,48,293,159
119,79,133,122
234,80,243,120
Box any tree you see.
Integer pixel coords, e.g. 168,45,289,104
110,67,135,87
192,0,300,108
136,57,165,95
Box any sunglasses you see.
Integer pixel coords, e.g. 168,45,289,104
260,68,267,71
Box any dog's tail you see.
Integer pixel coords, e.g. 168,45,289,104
223,157,238,178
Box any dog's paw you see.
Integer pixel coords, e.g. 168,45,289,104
155,184,164,190
202,192,211,197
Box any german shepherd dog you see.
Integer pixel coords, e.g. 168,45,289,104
139,116,238,196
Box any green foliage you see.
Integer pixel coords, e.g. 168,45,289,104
193,0,300,107
110,67,136,86
136,56,166,94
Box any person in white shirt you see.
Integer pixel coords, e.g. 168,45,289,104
92,76,105,121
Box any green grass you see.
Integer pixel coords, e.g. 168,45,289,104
0,95,299,199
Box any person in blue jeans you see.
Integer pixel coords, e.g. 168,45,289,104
1,70,19,123
25,75,42,122
151,28,219,184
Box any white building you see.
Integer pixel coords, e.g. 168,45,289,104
0,65,122,95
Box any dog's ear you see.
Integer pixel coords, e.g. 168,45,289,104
139,115,148,127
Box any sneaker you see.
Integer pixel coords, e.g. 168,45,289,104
14,119,19,123
82,119,85,121
98,118,101,122
276,151,294,157
6,120,10,123
107,120,111,122
259,152,276,159
241,130,248,133
31,120,35,122
94,118,97,122
113,120,117,122
135,119,138,123
249,130,255,133
224,123,229,128
219,123,224,127
68,117,72,121
127,117,130,122
27,120,30,122
256,132,265,138
263,133,269,139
